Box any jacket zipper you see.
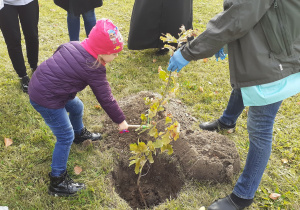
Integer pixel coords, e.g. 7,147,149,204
274,0,291,56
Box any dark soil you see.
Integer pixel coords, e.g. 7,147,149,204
94,91,240,209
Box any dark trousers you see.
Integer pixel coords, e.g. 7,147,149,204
0,0,39,77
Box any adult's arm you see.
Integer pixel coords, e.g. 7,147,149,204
181,0,274,61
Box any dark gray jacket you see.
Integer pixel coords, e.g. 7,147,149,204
182,0,300,88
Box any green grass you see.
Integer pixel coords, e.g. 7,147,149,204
0,0,299,209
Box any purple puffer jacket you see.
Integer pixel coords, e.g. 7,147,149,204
28,41,125,124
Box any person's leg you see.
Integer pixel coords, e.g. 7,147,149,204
208,100,282,209
219,88,245,126
81,9,96,37
30,99,85,196
18,0,39,71
233,100,282,199
65,97,84,134
65,97,102,144
0,4,27,77
67,12,80,41
200,88,245,132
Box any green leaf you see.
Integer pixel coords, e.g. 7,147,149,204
147,141,155,151
148,126,158,138
153,139,163,148
129,143,138,152
137,142,148,153
135,159,140,174
148,153,154,164
161,132,171,145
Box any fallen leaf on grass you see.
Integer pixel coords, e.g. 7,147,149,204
297,102,300,105
269,193,281,200
203,58,208,63
94,105,102,110
158,66,162,72
4,138,13,147
199,86,204,92
281,158,288,164
153,59,157,63
74,166,82,175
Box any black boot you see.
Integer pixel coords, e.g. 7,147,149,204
199,119,235,133
19,75,30,93
73,127,102,144
48,171,85,197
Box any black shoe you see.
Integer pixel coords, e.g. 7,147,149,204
73,127,102,144
208,196,244,210
20,75,30,93
48,171,85,197
156,48,169,56
199,119,235,133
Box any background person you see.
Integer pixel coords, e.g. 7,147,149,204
0,0,39,93
128,0,193,55
54,0,103,41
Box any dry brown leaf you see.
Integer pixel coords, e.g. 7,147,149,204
281,158,288,164
94,105,102,110
4,137,13,147
158,66,162,72
199,86,204,92
269,193,281,200
153,59,157,63
74,166,83,175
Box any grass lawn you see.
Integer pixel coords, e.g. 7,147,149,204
0,0,299,209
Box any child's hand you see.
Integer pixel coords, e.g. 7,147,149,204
118,120,128,131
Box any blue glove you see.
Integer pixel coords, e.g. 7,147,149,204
167,50,190,72
215,47,227,61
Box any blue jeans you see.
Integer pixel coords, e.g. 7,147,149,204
219,88,245,126
233,100,282,199
220,89,282,198
30,97,84,177
67,9,96,41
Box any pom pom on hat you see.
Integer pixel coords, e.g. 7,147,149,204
81,18,123,59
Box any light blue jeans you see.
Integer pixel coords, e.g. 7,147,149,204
219,89,282,199
67,9,96,41
30,97,84,177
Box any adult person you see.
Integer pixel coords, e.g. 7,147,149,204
199,88,244,133
0,0,39,93
54,0,103,41
167,0,300,209
128,0,193,55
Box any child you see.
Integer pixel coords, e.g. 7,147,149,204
28,18,128,197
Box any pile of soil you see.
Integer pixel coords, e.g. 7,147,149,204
96,91,240,209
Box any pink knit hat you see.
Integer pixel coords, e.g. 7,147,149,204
81,18,123,59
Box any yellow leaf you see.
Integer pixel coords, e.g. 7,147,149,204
74,166,82,175
4,137,13,147
269,193,281,200
161,132,171,145
165,116,172,124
